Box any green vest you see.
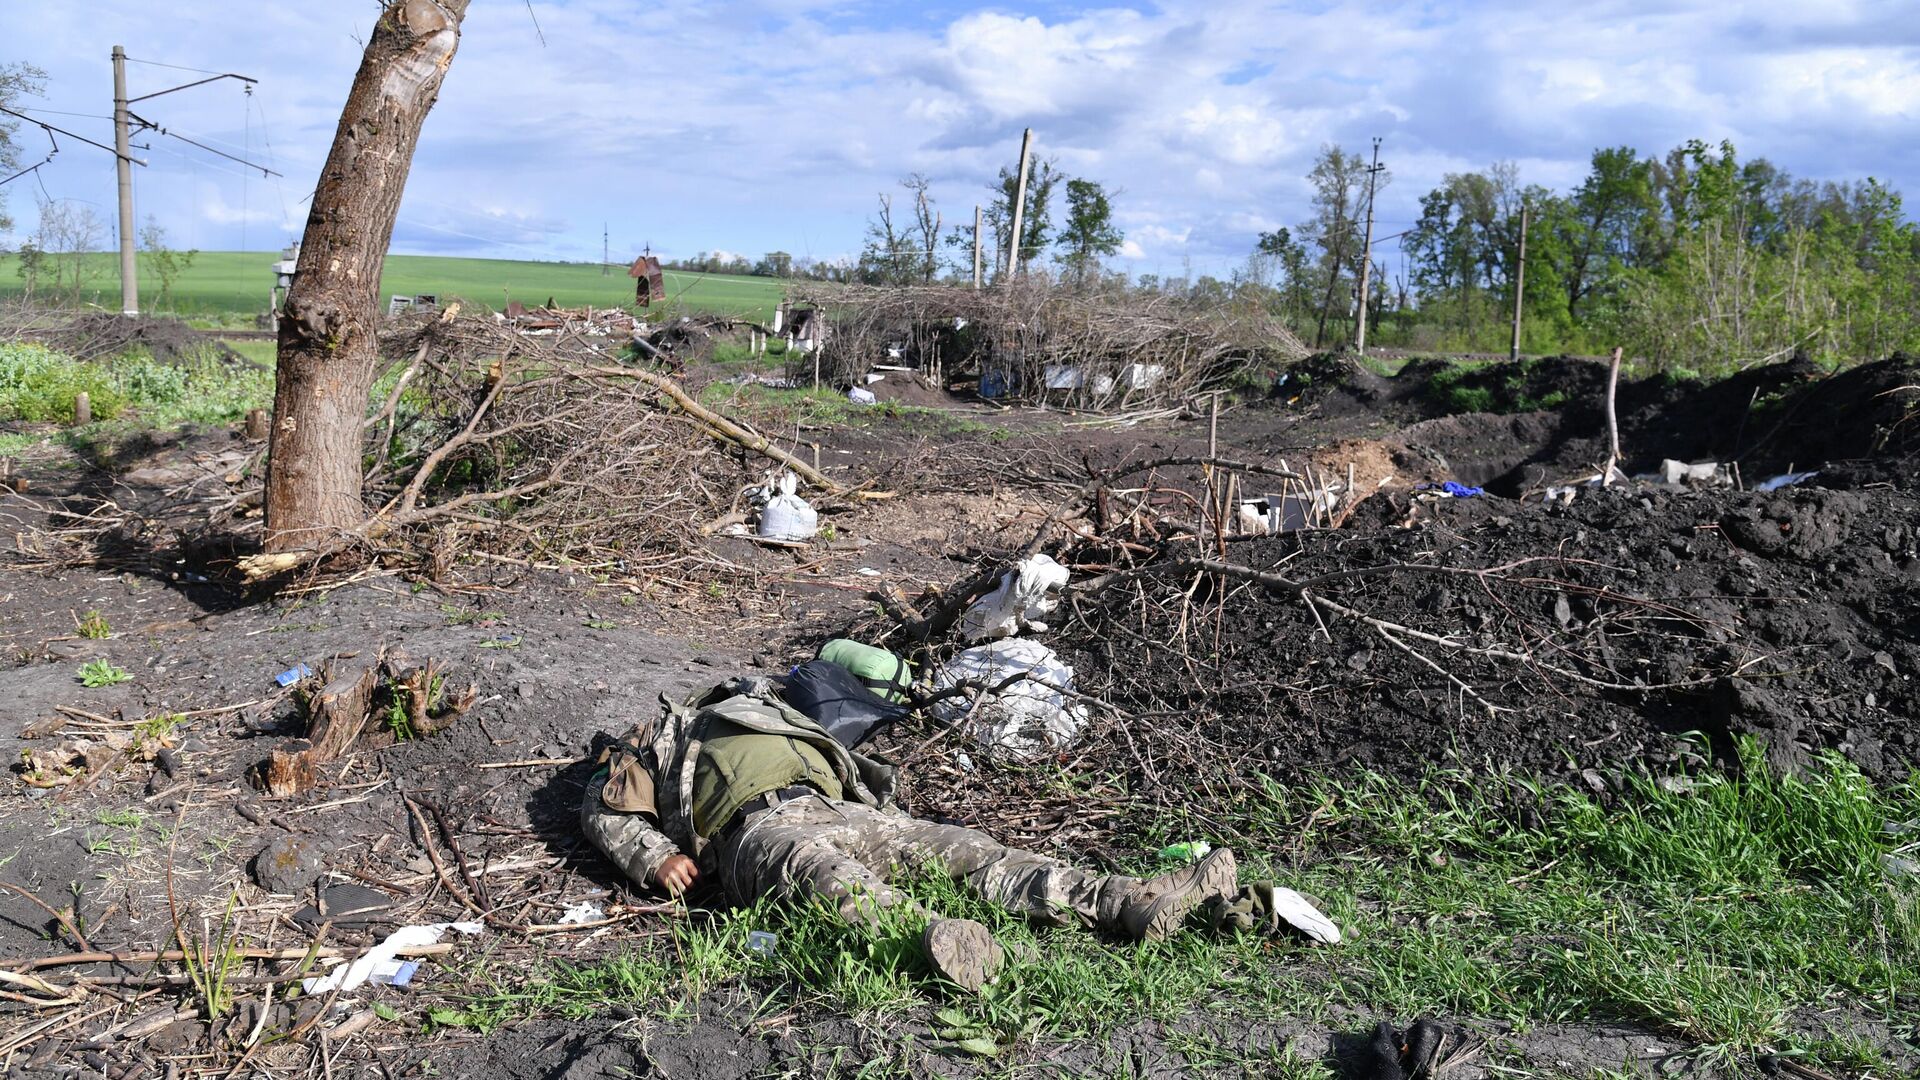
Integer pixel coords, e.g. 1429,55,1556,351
689,715,844,837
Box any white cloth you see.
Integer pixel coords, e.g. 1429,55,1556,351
301,922,482,995
959,554,1071,641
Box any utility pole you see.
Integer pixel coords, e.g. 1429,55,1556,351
972,204,983,289
1510,200,1529,362
112,45,138,316
1007,127,1033,278
1354,138,1384,356
602,222,609,276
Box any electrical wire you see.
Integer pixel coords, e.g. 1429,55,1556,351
122,56,228,77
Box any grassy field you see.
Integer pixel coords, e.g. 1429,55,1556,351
0,251,784,321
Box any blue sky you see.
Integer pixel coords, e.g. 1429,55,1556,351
5,1,1918,278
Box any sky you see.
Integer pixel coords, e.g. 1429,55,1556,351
4,1,1919,280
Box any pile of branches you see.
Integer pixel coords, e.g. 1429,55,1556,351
785,280,1307,410
230,310,856,582
3,308,235,363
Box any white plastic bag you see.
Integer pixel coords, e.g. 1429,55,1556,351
847,386,877,405
960,554,1070,641
931,639,1088,758
758,473,818,541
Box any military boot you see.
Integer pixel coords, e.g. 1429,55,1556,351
1098,847,1238,941
921,917,1004,993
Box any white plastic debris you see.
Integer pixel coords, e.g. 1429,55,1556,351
847,386,878,405
1042,365,1084,390
1757,470,1820,492
1121,363,1166,390
557,901,604,925
301,922,482,995
1654,459,1732,487
960,554,1071,641
931,639,1088,758
1269,888,1341,944
757,473,818,541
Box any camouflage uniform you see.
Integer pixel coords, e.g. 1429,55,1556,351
582,678,1129,928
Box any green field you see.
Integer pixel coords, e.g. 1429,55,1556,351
0,251,783,322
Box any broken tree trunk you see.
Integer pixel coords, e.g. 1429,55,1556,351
264,0,470,557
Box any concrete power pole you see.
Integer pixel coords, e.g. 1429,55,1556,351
112,45,139,316
1006,128,1033,278
1510,201,1529,362
1353,138,1384,356
972,205,983,289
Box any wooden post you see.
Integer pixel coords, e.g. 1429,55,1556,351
1007,128,1034,278
73,392,91,426
244,408,270,440
1354,138,1383,355
1510,201,1529,362
972,205,983,289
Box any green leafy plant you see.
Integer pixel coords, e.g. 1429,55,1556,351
77,659,130,687
74,609,111,639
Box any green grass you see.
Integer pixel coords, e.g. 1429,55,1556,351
0,252,783,322
410,740,1917,1075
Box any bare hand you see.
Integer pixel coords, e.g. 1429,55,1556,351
654,854,699,895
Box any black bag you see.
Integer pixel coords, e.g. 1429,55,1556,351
778,659,908,748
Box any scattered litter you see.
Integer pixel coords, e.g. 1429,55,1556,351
1158,840,1212,863
302,922,483,995
556,901,605,925
931,639,1088,758
960,554,1071,641
847,387,877,405
367,960,419,987
746,930,778,956
1651,459,1733,487
275,663,313,688
854,567,882,577
1439,481,1484,498
1757,470,1820,492
757,473,818,542
1268,887,1341,944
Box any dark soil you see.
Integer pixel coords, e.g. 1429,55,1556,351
3,347,1917,1078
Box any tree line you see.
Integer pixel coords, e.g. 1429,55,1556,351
1238,140,1919,370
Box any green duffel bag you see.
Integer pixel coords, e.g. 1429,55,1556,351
818,639,913,704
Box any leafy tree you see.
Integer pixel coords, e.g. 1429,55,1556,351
0,63,48,236
1301,145,1386,347
985,156,1059,277
859,174,943,285
138,216,197,311
1055,179,1122,287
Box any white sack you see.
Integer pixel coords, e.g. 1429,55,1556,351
758,472,818,541
932,639,1088,758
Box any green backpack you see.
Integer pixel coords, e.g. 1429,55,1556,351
818,639,912,704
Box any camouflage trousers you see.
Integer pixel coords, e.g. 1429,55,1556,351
710,795,1112,926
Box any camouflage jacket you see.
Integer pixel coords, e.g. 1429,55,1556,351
584,677,898,883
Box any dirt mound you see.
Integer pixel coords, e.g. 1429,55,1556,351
1280,353,1920,496
1048,481,1920,796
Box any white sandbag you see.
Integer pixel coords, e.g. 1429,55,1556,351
960,554,1071,641
847,386,877,405
931,639,1088,758
758,472,818,541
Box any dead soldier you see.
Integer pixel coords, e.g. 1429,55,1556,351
583,674,1336,991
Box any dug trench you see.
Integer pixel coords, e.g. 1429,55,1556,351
0,350,1916,1079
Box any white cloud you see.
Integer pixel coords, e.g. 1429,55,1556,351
8,0,1916,275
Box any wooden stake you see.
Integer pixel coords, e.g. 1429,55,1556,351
244,408,270,440
72,392,90,426
1602,346,1623,486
